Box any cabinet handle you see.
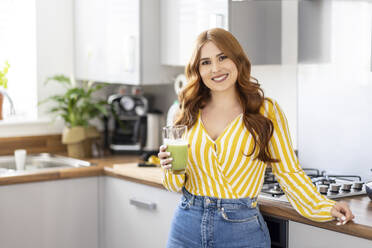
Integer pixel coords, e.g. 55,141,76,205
129,198,157,210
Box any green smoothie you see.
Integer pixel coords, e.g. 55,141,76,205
166,141,188,174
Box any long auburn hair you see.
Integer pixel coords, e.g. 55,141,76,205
175,28,278,163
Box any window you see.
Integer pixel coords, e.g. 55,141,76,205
0,0,37,120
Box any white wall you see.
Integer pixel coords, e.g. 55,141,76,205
297,1,372,180
254,65,298,150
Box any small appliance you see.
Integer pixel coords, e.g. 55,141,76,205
104,92,163,153
166,74,186,126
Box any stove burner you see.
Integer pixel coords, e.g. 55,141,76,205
353,182,364,190
318,185,329,194
261,183,285,196
268,185,284,196
329,183,341,193
341,183,352,191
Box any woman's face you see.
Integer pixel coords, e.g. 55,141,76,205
198,41,238,93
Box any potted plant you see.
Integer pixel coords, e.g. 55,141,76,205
0,61,10,120
39,74,108,158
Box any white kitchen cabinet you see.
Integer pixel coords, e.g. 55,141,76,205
288,221,372,248
100,176,181,248
0,177,98,248
160,0,228,66
75,0,182,85
161,0,287,66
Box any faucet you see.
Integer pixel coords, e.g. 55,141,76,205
0,89,16,117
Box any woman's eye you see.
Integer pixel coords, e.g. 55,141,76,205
200,60,210,65
219,55,228,61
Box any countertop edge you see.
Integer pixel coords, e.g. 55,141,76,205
103,167,165,190
0,167,103,185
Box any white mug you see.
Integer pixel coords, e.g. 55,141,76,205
14,149,27,171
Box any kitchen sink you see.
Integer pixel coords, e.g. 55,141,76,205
0,153,95,176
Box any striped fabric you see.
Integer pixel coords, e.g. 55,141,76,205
162,99,336,222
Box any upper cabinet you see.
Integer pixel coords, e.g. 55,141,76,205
161,0,296,66
298,0,332,64
75,0,182,85
229,0,282,65
160,0,228,66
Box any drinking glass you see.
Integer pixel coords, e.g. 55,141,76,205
162,125,188,174
14,149,27,171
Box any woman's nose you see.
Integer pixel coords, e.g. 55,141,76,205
211,61,220,73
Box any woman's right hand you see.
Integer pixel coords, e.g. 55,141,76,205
158,145,173,170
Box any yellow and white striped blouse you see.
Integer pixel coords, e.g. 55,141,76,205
162,98,336,222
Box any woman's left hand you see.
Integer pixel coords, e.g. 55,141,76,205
330,201,355,225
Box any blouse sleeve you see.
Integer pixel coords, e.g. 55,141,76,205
161,167,185,192
265,99,336,222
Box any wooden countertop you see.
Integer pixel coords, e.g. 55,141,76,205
1,155,371,240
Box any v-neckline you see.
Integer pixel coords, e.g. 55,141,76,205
199,109,243,143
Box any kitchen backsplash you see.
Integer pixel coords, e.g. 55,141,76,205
143,83,177,114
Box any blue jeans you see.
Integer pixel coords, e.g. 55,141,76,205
167,187,271,248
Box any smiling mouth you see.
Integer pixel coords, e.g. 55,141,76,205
212,74,229,82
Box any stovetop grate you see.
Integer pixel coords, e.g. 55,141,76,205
260,168,366,201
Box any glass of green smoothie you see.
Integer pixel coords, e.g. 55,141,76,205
162,125,188,174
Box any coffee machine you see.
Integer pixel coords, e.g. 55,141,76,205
104,91,163,154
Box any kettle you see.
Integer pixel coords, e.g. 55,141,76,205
143,111,164,152
166,74,186,126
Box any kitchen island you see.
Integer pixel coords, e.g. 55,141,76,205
0,155,371,247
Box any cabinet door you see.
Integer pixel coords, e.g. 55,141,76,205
101,177,181,248
75,0,106,82
229,0,282,65
104,0,140,84
288,221,372,248
75,0,140,84
0,178,98,248
161,0,228,66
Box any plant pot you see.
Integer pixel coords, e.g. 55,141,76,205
66,142,88,158
62,126,87,158
62,126,100,158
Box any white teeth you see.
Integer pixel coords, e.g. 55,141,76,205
212,74,227,81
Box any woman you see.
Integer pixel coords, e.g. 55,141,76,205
158,28,354,248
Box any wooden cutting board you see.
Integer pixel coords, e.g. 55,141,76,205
112,163,163,185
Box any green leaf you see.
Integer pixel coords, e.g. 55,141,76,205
0,61,10,89
39,75,109,127
44,74,71,87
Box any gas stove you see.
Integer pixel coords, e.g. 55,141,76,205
259,168,367,202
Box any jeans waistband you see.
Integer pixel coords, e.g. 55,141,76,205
182,187,258,209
